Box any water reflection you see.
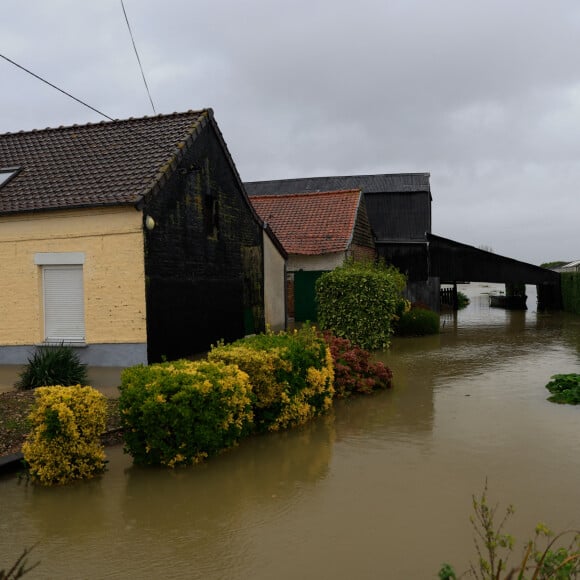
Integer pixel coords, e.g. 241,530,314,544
122,414,335,531
24,479,106,540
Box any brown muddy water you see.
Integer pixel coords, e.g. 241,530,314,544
1,283,579,579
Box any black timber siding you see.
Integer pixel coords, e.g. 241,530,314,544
365,191,431,241
376,242,429,281
427,234,560,286
143,122,264,362
352,198,375,250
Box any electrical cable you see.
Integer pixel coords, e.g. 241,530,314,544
121,0,156,114
0,52,182,154
0,53,115,122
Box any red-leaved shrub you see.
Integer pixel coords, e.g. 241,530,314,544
322,331,393,398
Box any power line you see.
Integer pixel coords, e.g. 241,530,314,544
121,0,156,114
0,52,175,154
0,53,115,121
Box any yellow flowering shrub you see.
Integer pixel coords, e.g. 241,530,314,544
119,359,253,467
208,344,292,408
22,385,107,486
209,325,334,432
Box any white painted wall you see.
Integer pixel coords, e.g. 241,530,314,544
263,231,286,330
288,252,344,272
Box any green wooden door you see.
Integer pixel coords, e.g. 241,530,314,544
294,270,326,322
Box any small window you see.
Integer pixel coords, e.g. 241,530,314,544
203,195,219,238
35,253,86,343
0,167,21,188
42,266,85,343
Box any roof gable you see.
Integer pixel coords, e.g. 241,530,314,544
0,110,210,215
250,189,363,255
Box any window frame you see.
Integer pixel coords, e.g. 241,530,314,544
35,253,86,344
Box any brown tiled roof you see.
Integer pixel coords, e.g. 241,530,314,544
250,189,363,255
0,110,210,215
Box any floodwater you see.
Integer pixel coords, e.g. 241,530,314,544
0,366,124,396
1,284,579,579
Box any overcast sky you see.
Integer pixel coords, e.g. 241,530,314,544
1,0,578,265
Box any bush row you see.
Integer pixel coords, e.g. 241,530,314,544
119,326,392,468
119,326,337,467
22,327,393,481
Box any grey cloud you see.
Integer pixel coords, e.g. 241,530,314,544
1,0,579,264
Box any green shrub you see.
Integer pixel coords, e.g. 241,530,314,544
16,344,88,390
22,385,107,485
209,325,334,432
457,291,470,309
395,307,440,336
315,260,406,350
322,331,392,397
119,360,253,467
561,272,580,315
545,374,580,405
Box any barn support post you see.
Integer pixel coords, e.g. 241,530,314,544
537,280,562,311
505,282,526,297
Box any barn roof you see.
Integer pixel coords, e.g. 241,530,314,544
250,189,363,255
245,173,431,198
561,260,580,270
0,110,211,215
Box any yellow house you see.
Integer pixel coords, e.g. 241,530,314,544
0,110,286,366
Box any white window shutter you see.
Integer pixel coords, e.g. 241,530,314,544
43,266,85,342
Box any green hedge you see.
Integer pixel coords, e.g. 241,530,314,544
119,360,253,467
209,326,334,432
315,260,406,350
562,272,580,315
120,326,402,468
395,307,440,336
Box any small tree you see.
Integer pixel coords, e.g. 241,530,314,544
315,260,406,350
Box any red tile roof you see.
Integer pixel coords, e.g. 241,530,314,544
0,110,210,215
250,189,363,255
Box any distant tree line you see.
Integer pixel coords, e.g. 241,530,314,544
540,260,569,269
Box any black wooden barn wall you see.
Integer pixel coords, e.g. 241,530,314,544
365,191,431,241
426,234,560,286
375,234,561,310
143,121,265,362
